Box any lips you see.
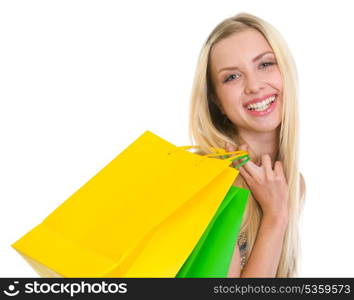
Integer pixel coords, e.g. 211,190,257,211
244,94,277,117
243,93,277,107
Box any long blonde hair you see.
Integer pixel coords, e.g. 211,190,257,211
188,12,305,277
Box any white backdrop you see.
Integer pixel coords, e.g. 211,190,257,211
1,0,353,277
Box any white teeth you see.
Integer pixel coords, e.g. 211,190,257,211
246,95,276,111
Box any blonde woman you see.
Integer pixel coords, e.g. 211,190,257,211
188,12,306,277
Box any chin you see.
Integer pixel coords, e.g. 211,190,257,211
245,109,283,133
250,120,282,133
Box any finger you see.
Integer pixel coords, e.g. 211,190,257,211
238,165,252,183
261,154,273,180
238,143,248,151
232,143,249,166
225,142,238,168
225,142,236,152
241,159,259,177
274,160,285,179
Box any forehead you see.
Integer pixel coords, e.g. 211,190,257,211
210,28,273,73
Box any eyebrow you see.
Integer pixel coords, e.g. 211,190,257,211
217,51,274,74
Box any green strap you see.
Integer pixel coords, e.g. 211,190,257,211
221,154,250,169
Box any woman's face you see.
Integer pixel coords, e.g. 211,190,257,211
210,28,283,133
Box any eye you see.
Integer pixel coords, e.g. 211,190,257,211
259,62,276,69
223,73,240,83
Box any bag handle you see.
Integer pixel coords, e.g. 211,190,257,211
174,146,250,169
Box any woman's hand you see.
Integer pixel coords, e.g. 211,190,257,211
226,143,289,221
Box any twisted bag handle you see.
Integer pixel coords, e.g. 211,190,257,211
176,145,250,169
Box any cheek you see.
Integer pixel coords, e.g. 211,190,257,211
219,87,244,110
271,70,283,92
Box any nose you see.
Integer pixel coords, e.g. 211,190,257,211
244,72,265,94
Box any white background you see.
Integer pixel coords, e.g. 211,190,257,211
1,0,353,277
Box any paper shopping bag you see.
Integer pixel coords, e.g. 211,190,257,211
12,130,248,277
176,185,249,278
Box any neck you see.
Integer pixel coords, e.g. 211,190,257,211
238,127,280,166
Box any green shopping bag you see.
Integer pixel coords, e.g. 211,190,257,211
176,185,249,278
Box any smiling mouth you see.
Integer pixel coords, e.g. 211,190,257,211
246,95,276,111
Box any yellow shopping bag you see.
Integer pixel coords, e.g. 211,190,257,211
12,130,247,277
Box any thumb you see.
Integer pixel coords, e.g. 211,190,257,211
225,142,236,152
225,143,238,168
238,143,249,152
225,142,247,168
235,143,249,167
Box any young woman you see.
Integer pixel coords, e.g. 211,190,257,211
188,12,306,277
